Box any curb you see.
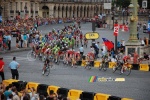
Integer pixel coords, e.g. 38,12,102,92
0,48,31,54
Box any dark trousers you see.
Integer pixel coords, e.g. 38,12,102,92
0,72,5,81
8,41,11,50
11,69,19,80
20,40,23,48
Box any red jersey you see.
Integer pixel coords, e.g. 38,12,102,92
67,50,74,55
87,52,94,57
80,34,83,39
0,60,5,72
74,52,80,57
123,56,130,60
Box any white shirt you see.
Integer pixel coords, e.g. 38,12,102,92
91,48,95,54
111,58,117,62
141,40,145,45
122,40,125,46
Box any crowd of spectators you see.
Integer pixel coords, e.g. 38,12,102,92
0,83,71,100
0,17,91,51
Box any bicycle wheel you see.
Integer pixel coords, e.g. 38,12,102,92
44,66,50,76
112,65,117,73
124,67,131,76
87,65,91,70
103,63,108,71
99,63,103,71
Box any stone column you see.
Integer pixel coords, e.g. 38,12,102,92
27,2,30,18
12,2,15,18
125,0,141,56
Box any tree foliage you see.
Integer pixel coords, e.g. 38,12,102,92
115,0,131,8
114,0,150,9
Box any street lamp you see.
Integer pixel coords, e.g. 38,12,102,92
114,13,119,53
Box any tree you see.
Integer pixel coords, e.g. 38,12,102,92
115,0,131,8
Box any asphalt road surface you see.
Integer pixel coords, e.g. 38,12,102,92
1,22,150,100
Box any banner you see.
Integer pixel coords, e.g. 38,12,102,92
113,24,119,36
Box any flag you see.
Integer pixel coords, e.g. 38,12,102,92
102,38,114,51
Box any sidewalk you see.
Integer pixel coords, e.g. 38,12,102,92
0,47,31,54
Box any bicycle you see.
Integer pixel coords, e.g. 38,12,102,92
99,61,108,71
112,60,123,73
42,58,53,76
84,60,94,70
99,57,109,71
120,63,132,76
112,61,132,76
42,64,50,76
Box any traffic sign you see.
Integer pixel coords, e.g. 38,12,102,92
85,32,99,40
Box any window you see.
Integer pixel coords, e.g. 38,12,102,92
10,2,12,10
16,2,18,11
20,2,22,11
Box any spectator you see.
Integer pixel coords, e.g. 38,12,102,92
22,94,30,100
140,38,145,46
144,37,147,45
16,37,19,49
4,85,12,99
28,87,39,100
39,95,45,100
0,57,5,81
20,34,24,48
23,34,28,48
9,57,20,80
0,88,6,100
8,93,13,100
7,33,11,50
0,35,3,51
48,90,57,99
12,87,20,100
133,51,139,64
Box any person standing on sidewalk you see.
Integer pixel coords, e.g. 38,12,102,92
0,57,5,81
7,33,11,50
9,57,20,80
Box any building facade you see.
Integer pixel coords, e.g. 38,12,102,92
1,0,112,20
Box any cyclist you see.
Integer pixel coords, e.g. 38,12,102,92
85,52,94,69
42,57,50,75
121,54,131,73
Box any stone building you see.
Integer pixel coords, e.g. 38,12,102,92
0,0,112,20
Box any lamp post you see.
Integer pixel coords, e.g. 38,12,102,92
125,0,141,56
114,13,119,53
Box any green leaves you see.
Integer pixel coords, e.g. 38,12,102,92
115,0,131,8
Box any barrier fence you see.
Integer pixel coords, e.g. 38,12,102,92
77,60,150,72
2,79,133,100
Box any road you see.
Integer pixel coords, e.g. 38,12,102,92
1,22,150,100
